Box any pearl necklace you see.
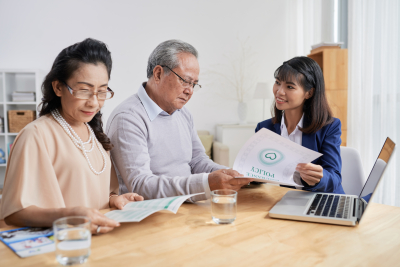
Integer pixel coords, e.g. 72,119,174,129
51,109,107,175
52,110,94,152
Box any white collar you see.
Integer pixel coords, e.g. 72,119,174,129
280,112,304,133
137,83,171,121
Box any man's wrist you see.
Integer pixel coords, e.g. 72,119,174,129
202,173,211,199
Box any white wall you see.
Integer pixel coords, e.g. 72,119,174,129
0,0,289,135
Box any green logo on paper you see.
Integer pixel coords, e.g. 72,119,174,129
259,149,284,166
265,153,276,160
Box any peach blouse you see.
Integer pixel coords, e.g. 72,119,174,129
0,114,118,220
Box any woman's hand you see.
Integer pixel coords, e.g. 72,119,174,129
67,206,120,234
4,206,118,234
296,163,323,186
109,193,144,210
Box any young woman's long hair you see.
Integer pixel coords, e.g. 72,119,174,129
39,38,113,151
272,56,333,133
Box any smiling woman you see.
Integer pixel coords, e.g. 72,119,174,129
0,38,143,234
255,56,345,194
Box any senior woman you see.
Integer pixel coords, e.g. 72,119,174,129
0,38,143,234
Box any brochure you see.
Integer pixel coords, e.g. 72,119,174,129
0,227,54,258
105,193,204,222
233,128,322,187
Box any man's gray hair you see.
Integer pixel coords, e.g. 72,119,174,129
146,39,198,78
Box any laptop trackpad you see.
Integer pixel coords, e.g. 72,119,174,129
270,191,315,216
280,197,309,207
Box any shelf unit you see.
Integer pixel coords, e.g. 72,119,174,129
0,70,43,192
307,47,348,146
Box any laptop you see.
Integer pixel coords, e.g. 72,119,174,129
269,137,396,226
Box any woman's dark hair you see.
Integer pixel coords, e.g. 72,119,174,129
39,38,113,151
272,56,333,134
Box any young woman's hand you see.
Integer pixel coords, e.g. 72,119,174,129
67,206,120,234
109,193,144,210
296,163,323,186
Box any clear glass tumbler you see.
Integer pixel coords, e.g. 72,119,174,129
211,189,237,224
53,216,91,265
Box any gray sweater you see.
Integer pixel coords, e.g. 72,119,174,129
106,85,225,202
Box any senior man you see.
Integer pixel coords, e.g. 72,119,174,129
106,40,253,201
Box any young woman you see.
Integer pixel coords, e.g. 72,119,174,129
0,38,144,234
256,56,345,194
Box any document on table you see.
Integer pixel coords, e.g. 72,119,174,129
105,193,204,222
0,227,54,258
233,128,322,187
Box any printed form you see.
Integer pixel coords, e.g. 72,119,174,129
233,128,322,187
105,193,204,222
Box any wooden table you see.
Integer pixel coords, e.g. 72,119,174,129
1,185,400,267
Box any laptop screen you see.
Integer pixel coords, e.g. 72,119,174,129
358,137,396,221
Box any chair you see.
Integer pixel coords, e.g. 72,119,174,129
340,146,366,195
197,130,229,166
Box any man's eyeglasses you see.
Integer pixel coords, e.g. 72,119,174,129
63,82,114,100
161,65,202,90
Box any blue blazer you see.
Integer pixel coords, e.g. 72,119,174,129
255,117,345,194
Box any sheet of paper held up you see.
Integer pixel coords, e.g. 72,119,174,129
233,128,322,187
105,193,204,222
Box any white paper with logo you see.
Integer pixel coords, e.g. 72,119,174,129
233,128,322,187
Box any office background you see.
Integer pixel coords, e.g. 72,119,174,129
0,0,399,206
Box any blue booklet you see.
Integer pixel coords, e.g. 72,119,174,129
0,227,55,258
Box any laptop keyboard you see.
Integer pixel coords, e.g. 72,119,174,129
306,194,351,219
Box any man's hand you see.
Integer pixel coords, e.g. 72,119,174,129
208,169,254,191
296,163,323,186
110,193,144,210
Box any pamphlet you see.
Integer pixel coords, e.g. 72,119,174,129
0,227,54,258
105,193,204,222
233,128,322,187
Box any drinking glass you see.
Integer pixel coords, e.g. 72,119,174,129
211,189,237,224
53,216,91,265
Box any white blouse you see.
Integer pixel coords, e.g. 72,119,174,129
280,113,304,188
280,113,304,145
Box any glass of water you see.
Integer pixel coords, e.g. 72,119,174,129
211,189,237,224
53,216,91,265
